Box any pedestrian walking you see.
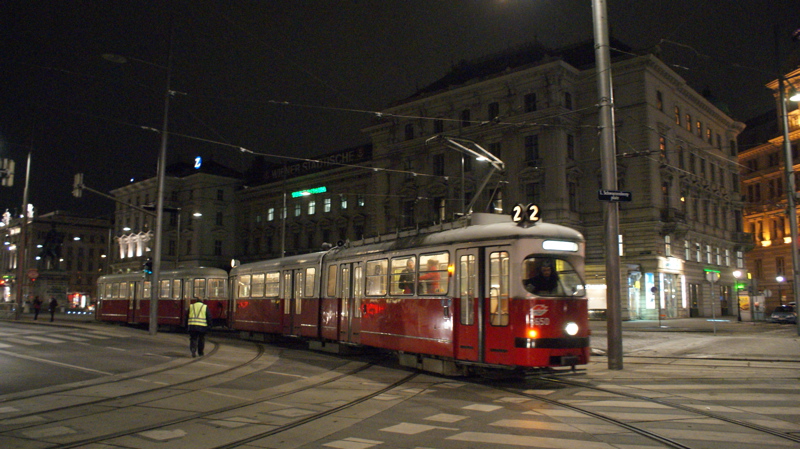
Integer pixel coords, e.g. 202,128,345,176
187,297,212,357
32,296,43,320
48,297,58,322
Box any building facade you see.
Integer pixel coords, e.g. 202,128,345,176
109,160,242,273
1,210,110,310
739,67,800,312
358,42,747,319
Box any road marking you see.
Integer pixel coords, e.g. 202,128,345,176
0,350,113,375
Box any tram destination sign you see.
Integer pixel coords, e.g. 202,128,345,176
597,190,632,202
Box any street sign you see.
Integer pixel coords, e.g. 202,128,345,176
597,190,632,202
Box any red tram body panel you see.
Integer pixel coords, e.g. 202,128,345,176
227,212,590,374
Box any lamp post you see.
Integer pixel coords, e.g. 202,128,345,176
102,36,173,336
776,275,785,306
733,270,742,322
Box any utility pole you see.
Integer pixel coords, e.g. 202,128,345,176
592,0,623,370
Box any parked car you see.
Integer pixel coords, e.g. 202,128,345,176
767,304,797,324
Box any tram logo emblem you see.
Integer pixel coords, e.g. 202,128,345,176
532,304,548,316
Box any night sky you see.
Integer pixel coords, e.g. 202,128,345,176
1,0,798,219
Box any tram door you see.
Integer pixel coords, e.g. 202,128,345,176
455,248,481,362
281,270,294,335
483,248,512,365
339,262,363,344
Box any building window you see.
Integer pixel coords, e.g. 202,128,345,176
433,154,445,176
525,182,540,204
186,239,192,256
524,93,537,112
777,257,785,276
294,204,301,217
214,240,222,256
685,240,691,261
341,195,348,210
216,212,223,226
488,102,499,120
696,120,702,137
685,114,691,131
433,197,446,223
404,123,414,141
268,207,275,221
169,240,176,256
461,109,471,127
524,135,540,165
696,242,701,261
675,106,681,125
324,197,331,212
566,134,575,160
656,90,663,111
662,181,670,208
659,135,667,160
706,244,712,264
665,235,672,257
308,200,316,215
489,142,501,160
402,199,415,228
568,182,578,212
357,194,365,207
563,92,572,110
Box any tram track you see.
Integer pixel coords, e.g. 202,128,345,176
13,356,418,449
493,364,800,449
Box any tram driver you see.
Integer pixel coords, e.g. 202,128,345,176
524,258,565,296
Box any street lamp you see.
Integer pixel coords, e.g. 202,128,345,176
103,40,173,336
733,270,743,322
777,275,785,306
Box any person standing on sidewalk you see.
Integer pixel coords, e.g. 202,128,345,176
187,297,212,357
48,297,58,322
32,296,43,320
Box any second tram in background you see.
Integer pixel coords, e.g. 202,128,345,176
96,267,228,328
230,210,589,375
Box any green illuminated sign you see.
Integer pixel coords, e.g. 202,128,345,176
291,186,327,198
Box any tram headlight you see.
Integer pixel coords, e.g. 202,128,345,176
564,322,579,336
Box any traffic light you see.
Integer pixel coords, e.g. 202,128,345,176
143,258,153,275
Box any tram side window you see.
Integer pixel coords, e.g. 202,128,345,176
522,257,584,297
159,279,171,299
390,256,416,295
119,281,129,300
194,279,207,299
304,267,316,298
209,278,226,298
172,280,182,300
489,251,510,326
419,252,449,295
144,281,151,300
366,259,388,296
251,273,265,298
327,265,337,297
264,272,280,297
237,275,251,299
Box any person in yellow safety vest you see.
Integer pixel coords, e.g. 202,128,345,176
187,297,213,357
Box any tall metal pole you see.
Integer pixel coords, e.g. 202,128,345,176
778,76,800,336
14,152,31,319
592,0,623,369
149,28,173,336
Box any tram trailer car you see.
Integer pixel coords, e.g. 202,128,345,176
96,267,229,328
230,212,589,376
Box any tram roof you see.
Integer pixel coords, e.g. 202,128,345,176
232,214,583,273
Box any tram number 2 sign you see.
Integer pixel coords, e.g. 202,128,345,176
511,203,540,224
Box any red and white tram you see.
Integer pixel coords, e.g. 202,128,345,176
96,267,228,328
230,212,589,375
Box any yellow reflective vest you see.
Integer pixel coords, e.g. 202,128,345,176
188,302,208,327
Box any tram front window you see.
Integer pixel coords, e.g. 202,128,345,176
522,257,584,297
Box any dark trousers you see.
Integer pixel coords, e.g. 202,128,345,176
33,308,40,320
189,328,207,356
